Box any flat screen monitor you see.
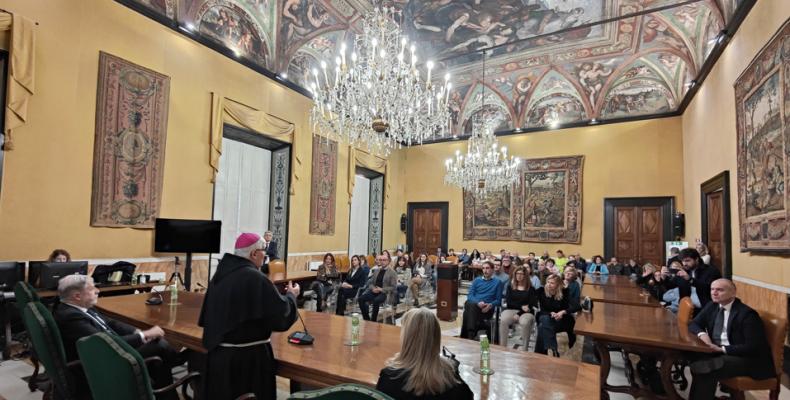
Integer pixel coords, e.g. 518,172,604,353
0,262,24,292
154,218,221,254
37,262,89,290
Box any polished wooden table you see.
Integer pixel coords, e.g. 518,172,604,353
583,274,637,287
574,302,713,399
97,292,600,399
581,283,661,307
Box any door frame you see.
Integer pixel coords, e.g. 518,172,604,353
701,171,732,278
603,197,675,262
347,167,385,255
406,202,449,254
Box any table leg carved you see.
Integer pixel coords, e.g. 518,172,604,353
595,340,685,400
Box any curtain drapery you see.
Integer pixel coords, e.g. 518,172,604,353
209,92,299,194
1,12,36,151
348,146,389,208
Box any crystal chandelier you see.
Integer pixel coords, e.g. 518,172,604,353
444,54,520,196
308,6,452,155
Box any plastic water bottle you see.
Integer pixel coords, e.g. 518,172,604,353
170,280,179,305
350,312,360,345
479,334,491,374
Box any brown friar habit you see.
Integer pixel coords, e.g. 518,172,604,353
199,253,297,399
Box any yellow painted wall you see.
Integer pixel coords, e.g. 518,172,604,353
681,0,790,287
401,117,685,258
0,0,403,262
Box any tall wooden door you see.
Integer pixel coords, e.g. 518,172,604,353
701,171,731,277
613,206,664,265
605,197,673,266
407,202,448,257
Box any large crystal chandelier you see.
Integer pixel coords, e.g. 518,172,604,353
308,6,452,155
444,54,520,197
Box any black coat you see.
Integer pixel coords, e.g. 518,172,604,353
688,298,775,380
54,303,142,361
668,264,721,308
376,367,473,400
264,241,278,260
344,266,368,291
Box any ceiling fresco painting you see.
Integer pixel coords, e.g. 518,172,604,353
122,0,747,140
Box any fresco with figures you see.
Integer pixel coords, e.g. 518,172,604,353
735,18,790,253
464,155,583,244
122,0,744,138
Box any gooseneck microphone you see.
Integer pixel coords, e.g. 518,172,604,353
145,287,164,305
288,296,314,345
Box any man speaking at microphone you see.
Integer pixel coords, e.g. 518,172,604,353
199,232,300,399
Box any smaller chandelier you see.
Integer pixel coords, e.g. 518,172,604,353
444,118,521,196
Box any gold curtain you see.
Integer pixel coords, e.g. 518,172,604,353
348,146,390,208
0,12,36,151
209,92,300,193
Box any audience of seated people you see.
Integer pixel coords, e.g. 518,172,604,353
359,253,397,322
335,255,369,315
666,248,721,309
461,261,503,341
587,255,608,274
309,252,340,312
394,256,412,305
498,265,537,351
535,274,580,357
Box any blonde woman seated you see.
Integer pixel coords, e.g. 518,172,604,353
376,308,473,399
498,266,537,350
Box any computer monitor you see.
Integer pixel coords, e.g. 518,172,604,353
0,262,24,292
36,262,88,290
154,218,221,254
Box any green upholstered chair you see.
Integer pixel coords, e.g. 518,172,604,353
14,281,45,392
14,281,40,311
288,384,395,400
76,332,201,400
21,301,87,400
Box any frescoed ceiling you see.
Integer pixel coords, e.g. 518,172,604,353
123,0,746,140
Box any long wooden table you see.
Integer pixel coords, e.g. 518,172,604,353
37,282,160,298
581,283,661,307
97,292,600,399
583,274,637,287
575,302,713,399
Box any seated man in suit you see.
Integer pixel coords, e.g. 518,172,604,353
460,261,503,340
358,253,397,322
54,275,182,398
688,278,775,399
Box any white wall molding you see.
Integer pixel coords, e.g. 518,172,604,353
732,275,790,294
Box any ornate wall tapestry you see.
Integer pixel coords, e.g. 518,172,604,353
309,135,337,235
91,52,170,228
734,18,790,253
463,155,583,243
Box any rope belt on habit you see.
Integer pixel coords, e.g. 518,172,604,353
218,338,271,348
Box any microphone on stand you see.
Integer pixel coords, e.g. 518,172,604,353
287,281,313,345
145,287,164,305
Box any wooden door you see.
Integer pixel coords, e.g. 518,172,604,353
412,208,442,257
705,191,725,274
608,199,671,265
638,207,663,265
701,171,731,277
614,206,637,262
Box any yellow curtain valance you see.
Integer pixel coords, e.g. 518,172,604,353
348,146,390,208
209,92,300,193
1,12,36,151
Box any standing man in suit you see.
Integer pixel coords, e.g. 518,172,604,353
670,248,721,308
688,278,775,399
54,275,182,398
261,230,278,275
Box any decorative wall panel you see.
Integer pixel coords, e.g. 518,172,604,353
269,146,291,258
463,155,584,243
368,175,384,255
91,52,170,228
309,135,337,235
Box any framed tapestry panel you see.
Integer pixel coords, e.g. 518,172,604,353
90,52,170,228
463,155,584,243
309,135,337,235
734,18,790,253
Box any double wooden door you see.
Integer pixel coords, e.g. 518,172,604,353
701,171,731,276
408,203,448,257
605,197,673,266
